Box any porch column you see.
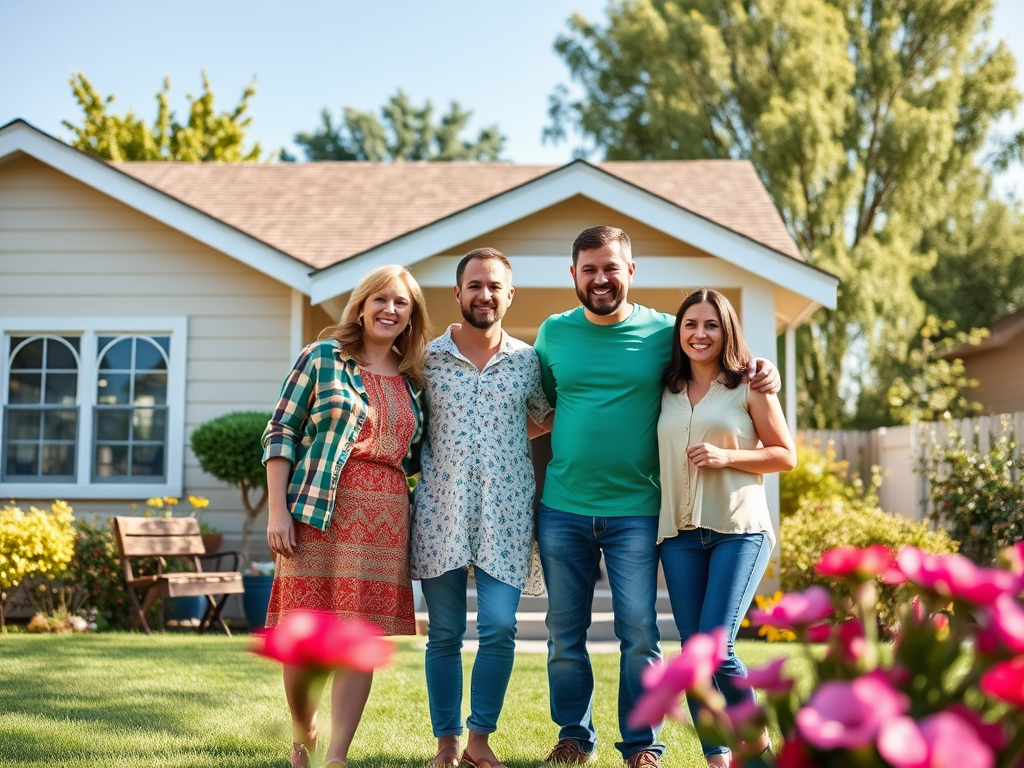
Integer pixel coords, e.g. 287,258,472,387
290,289,304,360
785,324,797,435
740,281,781,591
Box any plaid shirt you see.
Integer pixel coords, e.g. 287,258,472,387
261,340,423,531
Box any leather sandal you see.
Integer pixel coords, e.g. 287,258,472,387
430,745,461,768
290,733,318,768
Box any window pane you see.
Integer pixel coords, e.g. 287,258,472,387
7,409,41,440
5,443,39,477
98,338,132,371
11,338,43,370
153,336,170,355
135,373,167,405
44,373,78,405
131,445,165,477
41,444,75,477
43,409,78,441
97,373,131,405
95,409,131,441
9,373,42,404
135,339,168,371
94,444,128,478
47,338,80,369
132,409,167,442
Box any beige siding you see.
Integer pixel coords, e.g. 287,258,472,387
962,345,1024,414
448,194,711,258
0,155,292,548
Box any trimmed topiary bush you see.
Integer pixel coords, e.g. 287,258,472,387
190,411,272,565
780,498,958,631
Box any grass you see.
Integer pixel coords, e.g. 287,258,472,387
0,633,805,768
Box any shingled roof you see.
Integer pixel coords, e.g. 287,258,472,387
114,159,801,270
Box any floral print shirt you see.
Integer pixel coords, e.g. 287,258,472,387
411,326,552,592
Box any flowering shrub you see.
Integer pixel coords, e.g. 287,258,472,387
632,543,1024,768
922,417,1024,566
62,516,137,630
780,439,880,518
780,499,957,630
0,501,76,631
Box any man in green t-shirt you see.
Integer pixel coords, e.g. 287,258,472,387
533,226,778,768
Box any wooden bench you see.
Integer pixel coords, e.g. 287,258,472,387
113,516,245,636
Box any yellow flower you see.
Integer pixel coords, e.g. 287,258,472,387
162,497,179,507
146,498,164,508
188,495,210,510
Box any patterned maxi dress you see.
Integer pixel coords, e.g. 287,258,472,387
266,371,417,635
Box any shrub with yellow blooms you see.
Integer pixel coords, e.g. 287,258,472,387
0,501,77,631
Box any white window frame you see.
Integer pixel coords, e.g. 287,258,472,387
0,316,188,499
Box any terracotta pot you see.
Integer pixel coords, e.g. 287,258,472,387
201,533,223,553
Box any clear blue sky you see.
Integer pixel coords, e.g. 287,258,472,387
1,0,1022,193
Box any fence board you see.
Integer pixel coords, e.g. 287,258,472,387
797,410,1024,523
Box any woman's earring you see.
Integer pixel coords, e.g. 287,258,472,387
357,316,365,327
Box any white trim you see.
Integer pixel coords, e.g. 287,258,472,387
313,163,839,308
0,316,188,499
413,255,765,289
0,122,313,293
290,289,304,359
785,325,797,434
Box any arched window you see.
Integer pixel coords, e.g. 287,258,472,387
3,336,80,480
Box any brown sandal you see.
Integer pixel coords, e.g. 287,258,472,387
460,750,507,768
290,734,318,768
430,745,461,768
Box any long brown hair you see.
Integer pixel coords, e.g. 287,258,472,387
318,265,432,389
663,288,751,393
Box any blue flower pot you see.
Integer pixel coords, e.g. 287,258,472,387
168,595,206,623
242,573,275,630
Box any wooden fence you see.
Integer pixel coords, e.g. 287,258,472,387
799,410,1024,522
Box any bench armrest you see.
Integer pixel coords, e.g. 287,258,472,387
198,550,241,572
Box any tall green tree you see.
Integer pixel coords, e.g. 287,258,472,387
915,172,1024,333
291,90,504,161
63,72,262,162
547,0,1022,428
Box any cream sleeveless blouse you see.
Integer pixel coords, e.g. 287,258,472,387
657,379,776,546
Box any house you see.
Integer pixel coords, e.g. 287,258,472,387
945,307,1024,415
0,118,838,561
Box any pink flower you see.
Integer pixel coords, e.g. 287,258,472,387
725,699,766,741
795,671,908,750
877,710,995,768
834,619,866,664
804,623,833,643
629,627,726,728
980,656,1024,708
976,593,1024,655
817,545,902,582
254,610,392,672
945,704,1008,750
896,547,1020,606
999,541,1024,576
735,656,794,696
775,737,816,768
748,586,834,629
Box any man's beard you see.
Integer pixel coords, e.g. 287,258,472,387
576,282,626,315
460,301,502,329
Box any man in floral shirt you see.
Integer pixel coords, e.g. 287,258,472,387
412,247,552,768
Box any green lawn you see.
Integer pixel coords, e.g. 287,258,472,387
0,634,803,768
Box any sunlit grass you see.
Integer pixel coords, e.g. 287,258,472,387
0,633,802,768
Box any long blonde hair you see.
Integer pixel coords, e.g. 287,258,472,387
319,265,432,389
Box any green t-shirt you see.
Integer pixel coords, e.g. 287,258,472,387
534,304,675,516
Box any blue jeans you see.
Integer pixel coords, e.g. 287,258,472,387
538,503,663,759
421,566,522,736
659,528,771,757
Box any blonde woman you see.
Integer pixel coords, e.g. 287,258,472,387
262,265,432,768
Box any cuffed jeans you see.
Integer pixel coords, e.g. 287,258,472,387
660,528,771,757
421,566,521,736
538,503,664,759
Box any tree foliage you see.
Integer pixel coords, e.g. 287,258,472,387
63,72,262,162
547,0,1023,427
291,89,505,161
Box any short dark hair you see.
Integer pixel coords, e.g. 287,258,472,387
571,225,631,266
663,288,752,393
455,247,513,287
